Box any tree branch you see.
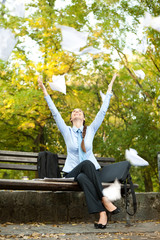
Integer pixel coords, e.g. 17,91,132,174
116,49,152,99
147,51,160,73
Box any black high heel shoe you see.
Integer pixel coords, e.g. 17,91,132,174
109,207,120,215
94,222,107,229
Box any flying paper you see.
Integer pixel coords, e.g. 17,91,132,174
5,0,25,17
78,46,102,55
102,179,121,202
143,12,160,32
0,0,25,61
134,70,145,79
125,148,149,167
56,25,89,53
136,36,148,54
49,75,66,94
0,28,17,61
56,25,102,55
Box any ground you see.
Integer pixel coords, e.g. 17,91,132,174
0,221,160,240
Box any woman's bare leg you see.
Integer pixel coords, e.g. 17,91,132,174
102,196,117,212
98,211,107,225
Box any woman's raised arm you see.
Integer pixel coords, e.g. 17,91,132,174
90,73,118,132
37,76,68,138
38,76,48,96
107,73,118,93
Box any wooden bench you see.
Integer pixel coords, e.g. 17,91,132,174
0,150,117,191
0,150,138,225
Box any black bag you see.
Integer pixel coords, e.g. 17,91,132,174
99,161,137,216
37,151,61,178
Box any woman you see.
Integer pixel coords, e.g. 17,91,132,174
38,73,119,229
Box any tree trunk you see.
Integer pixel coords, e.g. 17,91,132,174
33,126,46,152
143,168,153,192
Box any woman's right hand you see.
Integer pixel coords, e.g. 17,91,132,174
38,76,48,96
38,76,44,90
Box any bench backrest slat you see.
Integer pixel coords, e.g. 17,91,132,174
0,150,115,173
0,150,38,157
0,156,37,163
96,157,115,162
0,163,37,171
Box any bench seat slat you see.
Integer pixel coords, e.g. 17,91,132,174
0,179,138,191
0,179,81,191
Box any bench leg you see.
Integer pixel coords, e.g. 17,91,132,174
125,209,131,226
125,192,133,227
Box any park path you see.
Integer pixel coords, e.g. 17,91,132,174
0,220,160,239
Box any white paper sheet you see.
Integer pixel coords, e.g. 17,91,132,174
102,179,121,202
0,0,25,61
143,12,160,32
136,36,148,54
4,0,25,17
49,75,66,94
134,70,145,79
125,148,149,167
56,25,89,52
56,25,102,55
0,28,17,61
78,46,102,55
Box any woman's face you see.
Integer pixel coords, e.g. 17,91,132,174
71,108,85,123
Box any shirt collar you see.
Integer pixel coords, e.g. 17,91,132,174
72,125,84,133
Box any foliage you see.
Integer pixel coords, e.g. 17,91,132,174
0,0,159,191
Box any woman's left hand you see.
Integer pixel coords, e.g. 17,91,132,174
108,73,118,93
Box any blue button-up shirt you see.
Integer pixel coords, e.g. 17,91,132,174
44,92,112,173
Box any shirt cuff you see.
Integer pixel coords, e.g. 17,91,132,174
44,94,50,100
107,91,113,96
